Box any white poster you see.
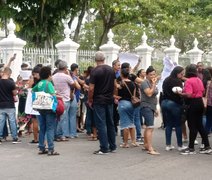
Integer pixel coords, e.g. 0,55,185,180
118,53,139,67
25,89,40,115
20,70,32,80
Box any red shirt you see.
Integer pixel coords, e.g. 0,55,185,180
183,77,204,98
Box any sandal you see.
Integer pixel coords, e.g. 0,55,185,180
38,150,48,155
88,137,98,141
147,150,160,155
48,151,60,156
120,144,129,148
131,143,139,147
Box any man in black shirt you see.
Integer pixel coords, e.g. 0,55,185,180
88,51,117,154
0,67,20,144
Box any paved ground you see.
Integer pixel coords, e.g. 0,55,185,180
0,119,212,180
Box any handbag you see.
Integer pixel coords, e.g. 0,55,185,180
202,81,211,108
56,97,65,117
123,81,141,108
32,82,58,112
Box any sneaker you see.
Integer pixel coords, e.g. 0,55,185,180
199,147,212,154
165,145,175,151
136,138,144,145
109,149,117,153
93,150,108,155
178,145,187,151
180,148,196,155
12,139,22,144
194,140,198,145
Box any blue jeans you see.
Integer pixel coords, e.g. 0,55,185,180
57,101,71,138
85,104,95,135
205,106,212,134
68,97,78,137
93,104,116,152
37,111,56,152
134,106,142,139
161,100,183,147
0,108,18,140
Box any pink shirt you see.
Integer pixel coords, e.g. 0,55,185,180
52,72,74,102
183,77,204,98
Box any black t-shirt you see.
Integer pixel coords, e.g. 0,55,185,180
118,81,135,101
162,76,183,105
90,65,115,104
0,79,16,108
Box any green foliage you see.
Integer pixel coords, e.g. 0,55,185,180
0,0,79,47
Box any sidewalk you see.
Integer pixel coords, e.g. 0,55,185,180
0,125,212,180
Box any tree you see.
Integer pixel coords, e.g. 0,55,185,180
0,0,80,47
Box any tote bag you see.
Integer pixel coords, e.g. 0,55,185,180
32,82,58,112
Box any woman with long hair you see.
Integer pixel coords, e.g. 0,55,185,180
116,68,139,148
161,66,186,151
180,64,212,155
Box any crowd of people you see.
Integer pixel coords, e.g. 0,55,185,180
0,51,212,156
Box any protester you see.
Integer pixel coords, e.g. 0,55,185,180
52,60,76,141
70,63,82,135
32,66,59,155
205,67,212,135
140,66,159,155
112,59,121,134
161,66,186,151
0,67,21,144
179,64,212,155
88,51,117,154
116,68,139,148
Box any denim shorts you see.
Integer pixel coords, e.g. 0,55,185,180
140,107,154,128
118,100,135,130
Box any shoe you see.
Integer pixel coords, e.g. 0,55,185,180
194,140,198,145
199,147,212,154
38,150,48,155
180,148,196,155
165,145,175,151
136,138,144,145
0,139,2,145
178,145,187,151
29,140,39,144
109,149,117,153
48,151,60,156
93,150,108,155
12,139,22,144
70,135,78,139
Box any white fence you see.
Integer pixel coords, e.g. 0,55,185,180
23,48,58,68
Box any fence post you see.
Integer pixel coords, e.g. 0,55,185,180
55,21,80,67
0,19,26,80
164,35,181,65
100,29,121,66
187,38,203,64
135,32,154,71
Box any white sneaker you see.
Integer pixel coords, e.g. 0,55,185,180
178,145,187,151
194,140,198,145
165,145,175,151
